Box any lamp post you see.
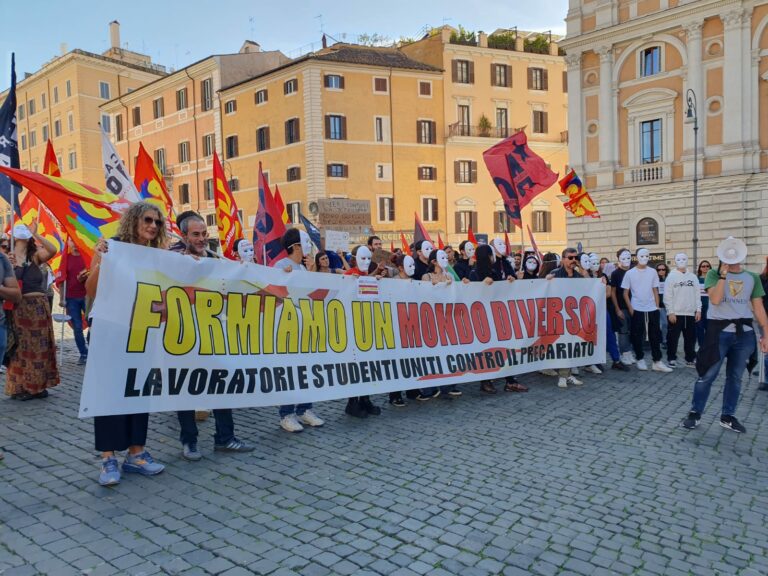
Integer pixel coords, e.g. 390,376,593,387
685,89,699,268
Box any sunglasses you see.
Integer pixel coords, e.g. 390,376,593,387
143,216,164,227
0,244,8,250
565,256,577,260
658,268,667,272
701,264,711,268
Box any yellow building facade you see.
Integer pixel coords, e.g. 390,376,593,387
402,27,570,252
101,42,291,233
561,0,768,267
218,45,445,244
0,22,165,227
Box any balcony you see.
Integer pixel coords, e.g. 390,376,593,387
623,162,671,185
448,123,518,139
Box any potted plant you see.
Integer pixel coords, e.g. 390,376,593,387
478,114,492,137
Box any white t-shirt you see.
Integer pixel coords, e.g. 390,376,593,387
620,266,659,312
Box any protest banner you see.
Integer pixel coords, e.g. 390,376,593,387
79,241,605,417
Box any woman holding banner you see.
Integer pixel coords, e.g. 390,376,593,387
85,202,167,486
5,222,59,400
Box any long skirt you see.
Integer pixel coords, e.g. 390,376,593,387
5,294,60,396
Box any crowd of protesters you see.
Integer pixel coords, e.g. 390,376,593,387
2,207,766,480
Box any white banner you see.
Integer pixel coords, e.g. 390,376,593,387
79,242,605,417
101,128,141,202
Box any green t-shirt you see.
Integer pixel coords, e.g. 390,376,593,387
704,268,764,329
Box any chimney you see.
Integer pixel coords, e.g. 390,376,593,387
321,34,327,49
109,20,120,50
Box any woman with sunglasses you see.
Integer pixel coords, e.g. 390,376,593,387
5,221,60,401
85,202,168,486
696,261,712,348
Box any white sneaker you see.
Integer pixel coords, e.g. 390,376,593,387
280,414,304,433
540,369,558,376
298,410,324,427
585,365,602,374
652,361,673,373
557,377,568,388
629,351,637,362
566,376,583,386
636,359,648,371
620,352,634,366
572,367,581,376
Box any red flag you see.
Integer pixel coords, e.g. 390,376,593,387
526,224,543,262
413,212,432,245
390,240,395,252
134,143,180,235
504,231,511,256
18,192,64,277
274,187,290,224
0,167,123,266
437,233,445,250
468,227,477,245
400,232,411,256
252,163,287,266
43,140,61,177
212,152,243,260
483,130,558,226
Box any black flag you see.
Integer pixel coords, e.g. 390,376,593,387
0,53,20,215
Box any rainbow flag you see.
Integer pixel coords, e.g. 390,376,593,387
559,170,599,219
134,143,180,235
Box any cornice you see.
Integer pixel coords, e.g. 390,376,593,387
560,0,744,53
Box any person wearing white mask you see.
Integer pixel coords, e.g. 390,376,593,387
234,238,254,264
620,249,672,372
517,253,540,279
413,240,434,280
344,246,383,417
610,248,635,365
453,241,474,280
490,238,514,280
664,253,701,368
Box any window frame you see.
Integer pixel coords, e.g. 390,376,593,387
639,118,663,164
225,135,239,159
377,196,395,223
284,78,298,95
639,46,662,78
176,87,188,111
224,99,237,114
373,77,389,94
152,97,165,120
421,197,438,222
255,89,268,104
178,141,191,164
99,81,111,100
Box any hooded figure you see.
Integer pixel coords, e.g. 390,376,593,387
521,253,541,279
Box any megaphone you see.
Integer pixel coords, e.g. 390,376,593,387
716,236,747,265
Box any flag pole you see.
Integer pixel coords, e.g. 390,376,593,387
59,280,67,368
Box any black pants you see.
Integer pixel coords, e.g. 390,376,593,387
94,413,149,452
177,409,235,446
667,315,697,363
630,310,662,362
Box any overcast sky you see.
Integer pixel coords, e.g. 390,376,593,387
1,0,569,91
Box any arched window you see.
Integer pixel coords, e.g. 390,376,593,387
636,217,659,245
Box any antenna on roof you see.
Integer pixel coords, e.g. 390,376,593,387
249,17,255,39
315,14,324,34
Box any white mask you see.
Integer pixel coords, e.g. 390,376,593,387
675,253,688,270
420,241,434,259
403,255,415,277
300,230,313,256
525,259,538,272
637,249,650,266
356,246,372,273
464,242,475,259
491,238,507,257
619,251,632,267
436,250,449,270
589,253,600,272
580,254,591,270
237,240,254,263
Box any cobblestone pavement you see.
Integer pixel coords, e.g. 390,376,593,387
2,332,768,576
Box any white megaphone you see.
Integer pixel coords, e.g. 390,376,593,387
716,236,747,265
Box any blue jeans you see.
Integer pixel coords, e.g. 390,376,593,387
659,307,668,345
691,330,755,417
614,311,632,353
279,404,312,418
606,312,620,362
65,298,88,357
177,409,234,446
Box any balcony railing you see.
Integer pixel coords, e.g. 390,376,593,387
448,123,512,138
624,162,671,185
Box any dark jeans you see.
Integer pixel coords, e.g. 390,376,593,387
606,311,620,362
630,310,662,362
177,409,234,446
691,330,755,417
279,404,312,418
66,297,88,357
667,315,697,363
614,310,632,353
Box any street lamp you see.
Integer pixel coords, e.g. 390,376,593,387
685,89,698,268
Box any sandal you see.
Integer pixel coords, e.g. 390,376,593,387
480,381,497,394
